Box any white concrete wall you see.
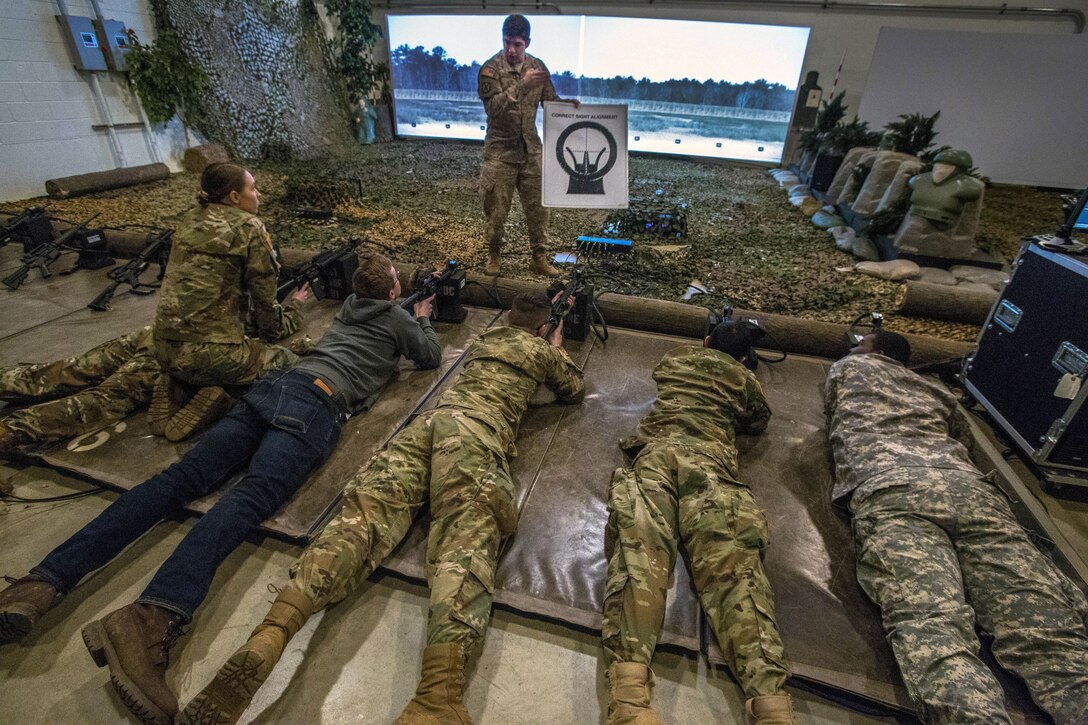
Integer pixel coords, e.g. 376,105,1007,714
0,0,187,202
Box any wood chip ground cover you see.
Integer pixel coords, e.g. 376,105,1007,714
12,140,1067,342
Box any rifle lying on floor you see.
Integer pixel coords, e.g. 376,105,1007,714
0,206,53,253
3,213,99,290
277,238,361,302
87,229,173,312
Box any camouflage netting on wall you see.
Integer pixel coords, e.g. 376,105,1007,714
154,0,353,159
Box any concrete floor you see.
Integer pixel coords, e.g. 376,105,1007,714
0,462,903,725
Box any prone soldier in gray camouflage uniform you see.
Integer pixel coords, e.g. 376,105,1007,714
601,320,795,725
478,15,580,278
825,331,1088,724
181,292,585,725
151,163,308,440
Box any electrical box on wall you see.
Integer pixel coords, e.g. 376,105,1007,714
56,15,108,71
94,18,131,71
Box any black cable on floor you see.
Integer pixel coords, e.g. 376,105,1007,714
1,485,106,504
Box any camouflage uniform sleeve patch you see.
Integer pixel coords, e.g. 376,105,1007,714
480,66,497,79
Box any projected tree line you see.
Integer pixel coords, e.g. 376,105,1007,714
390,45,795,110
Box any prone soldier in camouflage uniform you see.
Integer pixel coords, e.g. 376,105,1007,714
601,320,795,725
825,331,1088,724
181,292,585,725
478,15,580,278
0,327,158,455
152,163,308,440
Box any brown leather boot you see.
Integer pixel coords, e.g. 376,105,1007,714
147,376,189,437
606,662,663,725
0,422,30,458
745,694,797,725
529,252,560,278
0,574,61,644
179,590,313,725
394,642,473,725
165,386,232,442
82,602,187,725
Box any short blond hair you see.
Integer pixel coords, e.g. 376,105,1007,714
352,252,396,299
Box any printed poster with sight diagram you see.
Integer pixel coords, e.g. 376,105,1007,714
542,102,628,208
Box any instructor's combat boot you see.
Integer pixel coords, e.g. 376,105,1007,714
395,642,473,725
165,386,232,442
179,589,312,725
147,376,189,437
82,602,187,725
606,662,663,725
0,574,60,644
485,243,503,276
529,252,560,278
745,694,797,725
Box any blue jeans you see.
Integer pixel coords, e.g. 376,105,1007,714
33,369,343,620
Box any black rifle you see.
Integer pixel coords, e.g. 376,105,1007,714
3,213,100,290
400,260,461,311
87,229,173,312
0,206,53,253
544,268,586,340
277,238,361,302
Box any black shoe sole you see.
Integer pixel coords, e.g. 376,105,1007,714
82,620,175,725
0,610,33,644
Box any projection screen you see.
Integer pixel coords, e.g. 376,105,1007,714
387,15,810,163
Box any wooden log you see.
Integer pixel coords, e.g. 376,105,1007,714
0,211,163,258
895,280,997,325
45,163,171,199
182,144,230,173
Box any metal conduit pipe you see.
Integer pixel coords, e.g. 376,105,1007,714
377,0,1085,32
87,0,161,163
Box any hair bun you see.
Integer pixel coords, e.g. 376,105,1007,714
196,190,211,207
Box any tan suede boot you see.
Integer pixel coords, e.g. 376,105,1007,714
178,590,312,725
529,252,560,277
606,662,663,725
147,376,189,437
0,574,61,644
485,242,502,276
165,386,232,442
394,642,473,725
82,602,187,725
745,694,797,725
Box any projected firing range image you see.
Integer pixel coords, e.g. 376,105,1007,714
388,15,809,163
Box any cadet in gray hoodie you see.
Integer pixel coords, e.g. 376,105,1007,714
0,252,441,725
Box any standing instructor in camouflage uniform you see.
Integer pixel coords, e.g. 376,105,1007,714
601,320,795,725
478,15,580,278
825,331,1088,724
182,292,585,725
151,162,307,440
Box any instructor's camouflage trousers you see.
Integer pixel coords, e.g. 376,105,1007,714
480,152,549,254
0,327,160,445
153,335,297,389
851,467,1088,725
285,409,517,654
602,442,790,698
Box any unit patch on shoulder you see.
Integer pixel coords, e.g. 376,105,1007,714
480,80,494,95
480,66,497,79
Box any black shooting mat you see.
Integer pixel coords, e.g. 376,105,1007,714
4,271,1059,718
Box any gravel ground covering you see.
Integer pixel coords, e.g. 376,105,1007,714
8,140,1068,342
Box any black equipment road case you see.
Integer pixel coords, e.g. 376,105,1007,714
964,243,1088,490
